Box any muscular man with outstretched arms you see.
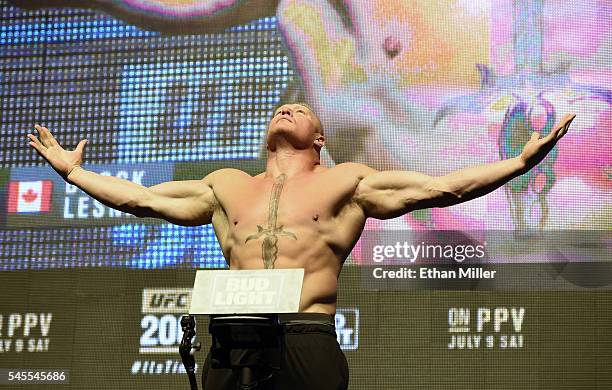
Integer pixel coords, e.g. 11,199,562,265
27,105,575,389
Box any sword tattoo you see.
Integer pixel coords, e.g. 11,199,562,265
245,173,297,268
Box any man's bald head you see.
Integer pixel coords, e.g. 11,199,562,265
266,102,326,155
271,102,324,135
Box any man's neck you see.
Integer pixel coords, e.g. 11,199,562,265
265,146,320,179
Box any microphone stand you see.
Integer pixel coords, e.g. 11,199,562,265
179,315,201,390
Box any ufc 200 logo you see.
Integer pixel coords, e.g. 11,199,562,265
141,288,191,313
139,288,192,354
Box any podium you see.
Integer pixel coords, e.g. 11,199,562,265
179,269,304,390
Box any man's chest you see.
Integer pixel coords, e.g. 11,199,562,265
212,172,361,229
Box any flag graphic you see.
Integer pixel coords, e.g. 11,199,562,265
7,180,53,213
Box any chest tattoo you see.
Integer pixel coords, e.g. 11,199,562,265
245,173,297,268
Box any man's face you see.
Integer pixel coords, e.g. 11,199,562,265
266,104,323,151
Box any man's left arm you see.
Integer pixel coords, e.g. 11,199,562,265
354,113,575,219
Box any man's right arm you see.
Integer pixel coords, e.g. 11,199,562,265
67,167,217,226
28,124,217,226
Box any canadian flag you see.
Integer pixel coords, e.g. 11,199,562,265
7,180,53,213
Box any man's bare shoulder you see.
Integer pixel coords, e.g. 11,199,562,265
202,168,253,186
332,162,377,179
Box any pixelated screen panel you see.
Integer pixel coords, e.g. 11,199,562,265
1,0,610,270
1,269,611,389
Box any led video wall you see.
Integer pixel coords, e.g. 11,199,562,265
1,0,609,270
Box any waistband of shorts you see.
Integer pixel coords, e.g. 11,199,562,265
278,313,336,336
209,313,335,333
277,312,335,326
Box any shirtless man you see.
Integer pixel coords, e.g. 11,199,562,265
26,105,575,389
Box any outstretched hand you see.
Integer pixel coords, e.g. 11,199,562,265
27,125,88,181
519,113,575,170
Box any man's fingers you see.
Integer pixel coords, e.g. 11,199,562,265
28,141,46,157
552,114,576,140
32,126,52,148
556,114,575,140
547,113,574,141
45,127,61,147
34,124,47,136
27,129,47,156
35,124,60,147
530,132,540,141
27,133,45,149
34,124,51,145
557,125,568,140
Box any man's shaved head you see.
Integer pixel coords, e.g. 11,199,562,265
272,102,324,135
265,102,326,158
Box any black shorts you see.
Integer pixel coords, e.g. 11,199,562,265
202,313,349,390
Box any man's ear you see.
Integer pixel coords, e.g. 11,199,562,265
313,134,325,150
